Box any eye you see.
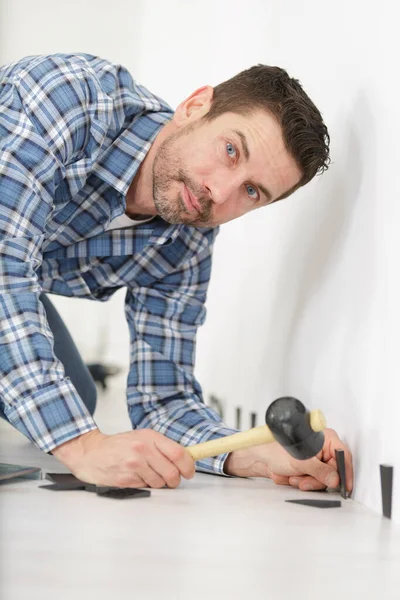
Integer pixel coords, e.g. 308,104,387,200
226,142,237,159
246,184,259,200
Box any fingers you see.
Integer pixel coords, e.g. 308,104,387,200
286,453,339,490
137,465,168,489
154,437,195,480
147,452,182,489
345,451,354,493
324,429,354,493
302,456,340,489
288,475,327,491
128,439,185,489
116,454,179,490
272,473,327,491
267,429,355,493
69,429,195,489
119,431,195,489
269,473,291,486
289,443,353,493
112,452,158,488
114,471,148,489
128,476,147,488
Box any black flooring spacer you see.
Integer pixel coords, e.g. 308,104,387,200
42,473,151,499
335,449,347,499
380,464,393,519
286,499,342,509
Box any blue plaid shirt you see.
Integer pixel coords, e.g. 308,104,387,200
0,53,237,474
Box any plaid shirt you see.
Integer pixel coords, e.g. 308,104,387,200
0,53,237,475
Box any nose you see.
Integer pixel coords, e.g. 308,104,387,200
206,171,242,206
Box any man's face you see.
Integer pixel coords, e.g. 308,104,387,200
152,109,302,227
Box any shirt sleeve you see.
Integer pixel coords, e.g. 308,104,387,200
124,229,239,476
0,55,114,451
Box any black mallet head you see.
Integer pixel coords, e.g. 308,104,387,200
265,397,325,460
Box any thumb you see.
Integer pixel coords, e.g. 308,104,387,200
304,457,340,488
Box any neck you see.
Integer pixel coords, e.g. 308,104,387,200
125,120,175,217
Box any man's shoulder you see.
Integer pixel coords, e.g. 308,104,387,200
0,53,130,94
1,53,103,80
1,53,172,117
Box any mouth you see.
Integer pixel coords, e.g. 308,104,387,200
182,184,201,214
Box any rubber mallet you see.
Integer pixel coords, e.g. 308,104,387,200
186,397,326,461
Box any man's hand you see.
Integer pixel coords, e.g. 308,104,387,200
224,428,353,493
52,429,195,489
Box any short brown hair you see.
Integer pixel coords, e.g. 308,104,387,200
205,65,330,200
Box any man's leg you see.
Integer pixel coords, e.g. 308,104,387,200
39,294,97,415
1,295,98,421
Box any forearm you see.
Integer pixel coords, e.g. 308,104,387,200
3,376,99,453
0,290,97,452
124,236,230,474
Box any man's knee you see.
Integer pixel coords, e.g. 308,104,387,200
80,370,97,416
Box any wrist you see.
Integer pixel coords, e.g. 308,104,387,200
52,429,103,469
223,446,269,478
223,449,250,476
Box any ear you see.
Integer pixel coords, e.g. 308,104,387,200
173,85,214,127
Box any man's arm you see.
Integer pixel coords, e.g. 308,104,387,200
123,226,354,490
0,54,110,450
0,54,198,488
124,226,239,476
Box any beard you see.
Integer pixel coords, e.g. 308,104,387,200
152,124,213,226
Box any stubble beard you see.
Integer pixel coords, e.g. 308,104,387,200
152,128,213,227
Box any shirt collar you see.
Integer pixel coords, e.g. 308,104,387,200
148,217,183,246
92,108,184,246
92,110,173,197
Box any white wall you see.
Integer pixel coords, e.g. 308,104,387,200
1,0,399,522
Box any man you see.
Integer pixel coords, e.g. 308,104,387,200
0,53,353,492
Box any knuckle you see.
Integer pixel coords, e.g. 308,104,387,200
165,469,181,488
142,429,160,441
131,441,146,454
169,446,185,463
127,455,141,470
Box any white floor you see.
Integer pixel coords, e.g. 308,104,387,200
1,376,400,600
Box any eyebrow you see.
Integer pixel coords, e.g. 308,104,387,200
231,129,273,203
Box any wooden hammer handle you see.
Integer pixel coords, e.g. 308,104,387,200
186,409,326,461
